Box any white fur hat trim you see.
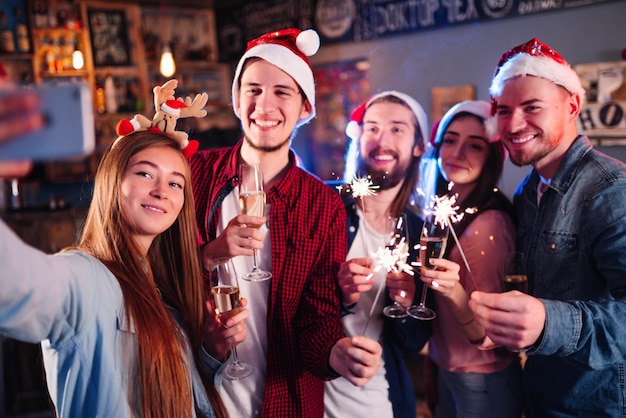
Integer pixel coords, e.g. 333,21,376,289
489,53,585,99
345,90,429,146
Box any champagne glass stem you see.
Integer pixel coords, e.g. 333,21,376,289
230,347,243,368
252,248,261,271
417,282,429,307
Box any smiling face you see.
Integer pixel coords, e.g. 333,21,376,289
437,114,490,191
495,75,578,173
120,145,187,253
235,58,312,155
355,101,422,190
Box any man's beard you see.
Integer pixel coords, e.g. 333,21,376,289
505,130,561,168
244,133,291,153
355,155,406,190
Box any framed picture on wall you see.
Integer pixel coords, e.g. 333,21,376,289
431,85,475,123
87,8,131,67
140,8,218,62
299,59,370,180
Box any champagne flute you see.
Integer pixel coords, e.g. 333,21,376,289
382,214,410,318
213,260,253,379
499,251,530,353
503,251,528,293
407,213,449,321
238,163,272,281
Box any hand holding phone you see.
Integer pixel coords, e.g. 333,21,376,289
0,82,95,161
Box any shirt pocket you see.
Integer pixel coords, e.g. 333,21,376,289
537,231,578,296
115,308,137,373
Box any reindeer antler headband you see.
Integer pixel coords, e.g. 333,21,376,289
114,79,208,158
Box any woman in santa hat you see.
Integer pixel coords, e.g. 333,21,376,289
416,100,523,418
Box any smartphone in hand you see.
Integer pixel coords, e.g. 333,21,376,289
0,82,95,161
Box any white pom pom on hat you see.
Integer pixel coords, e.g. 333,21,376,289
295,29,320,56
345,90,429,147
231,28,320,127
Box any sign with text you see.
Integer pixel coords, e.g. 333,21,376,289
575,61,626,143
577,101,626,143
215,0,619,62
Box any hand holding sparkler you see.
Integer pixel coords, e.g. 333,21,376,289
362,215,414,335
407,190,479,320
337,258,376,307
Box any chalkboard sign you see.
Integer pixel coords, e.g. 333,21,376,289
215,0,621,62
87,8,131,67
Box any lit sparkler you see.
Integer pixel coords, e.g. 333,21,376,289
372,239,413,276
363,238,413,336
421,189,480,290
349,175,379,198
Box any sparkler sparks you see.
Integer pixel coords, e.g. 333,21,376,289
428,194,463,228
346,175,379,198
372,239,414,276
424,189,480,291
337,175,380,258
363,237,413,336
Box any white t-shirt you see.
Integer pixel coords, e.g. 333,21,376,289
324,209,393,418
215,188,270,418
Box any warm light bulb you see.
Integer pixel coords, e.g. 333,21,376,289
72,49,84,70
159,46,176,77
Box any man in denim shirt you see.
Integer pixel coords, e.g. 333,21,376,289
469,38,626,417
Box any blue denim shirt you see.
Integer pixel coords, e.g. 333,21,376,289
514,135,626,417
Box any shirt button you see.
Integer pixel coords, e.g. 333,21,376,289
349,226,356,233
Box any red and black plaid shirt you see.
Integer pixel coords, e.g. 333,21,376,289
190,141,348,417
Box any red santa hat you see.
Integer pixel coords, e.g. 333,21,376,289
489,38,586,114
161,99,187,116
345,90,429,146
231,28,320,127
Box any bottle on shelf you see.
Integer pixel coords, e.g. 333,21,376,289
33,0,49,29
0,11,16,54
104,75,118,114
15,6,30,53
95,84,106,114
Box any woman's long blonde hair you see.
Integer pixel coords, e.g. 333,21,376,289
76,131,226,418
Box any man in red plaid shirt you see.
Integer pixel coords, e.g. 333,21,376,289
190,28,382,418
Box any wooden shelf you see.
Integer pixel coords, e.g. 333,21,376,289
31,25,93,85
0,52,33,60
39,69,89,77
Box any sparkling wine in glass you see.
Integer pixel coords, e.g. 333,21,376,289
239,163,271,281
503,251,528,293
382,214,410,318
213,260,253,379
407,214,449,321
